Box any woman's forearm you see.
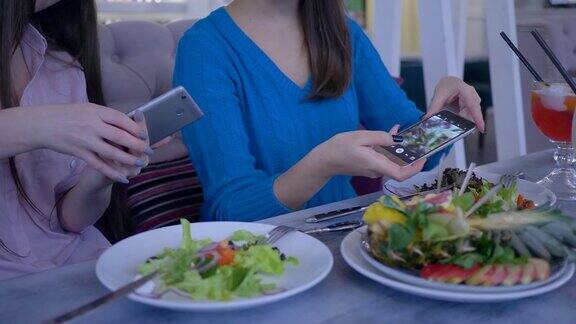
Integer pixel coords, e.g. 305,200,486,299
0,108,41,159
273,149,331,210
59,173,113,233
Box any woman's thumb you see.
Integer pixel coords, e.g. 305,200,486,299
357,130,398,147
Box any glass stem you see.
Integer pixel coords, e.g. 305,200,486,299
554,142,576,170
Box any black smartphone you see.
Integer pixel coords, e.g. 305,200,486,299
127,86,203,145
377,110,477,166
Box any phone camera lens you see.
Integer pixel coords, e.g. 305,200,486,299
181,96,187,99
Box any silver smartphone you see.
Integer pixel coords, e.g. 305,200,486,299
127,86,203,145
377,110,477,166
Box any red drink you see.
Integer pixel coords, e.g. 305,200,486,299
529,82,576,201
531,83,575,142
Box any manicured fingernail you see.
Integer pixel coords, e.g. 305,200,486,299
135,159,146,167
134,110,144,122
392,135,404,143
117,176,129,184
139,130,148,140
144,147,154,156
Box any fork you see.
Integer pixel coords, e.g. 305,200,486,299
260,225,296,245
464,172,521,218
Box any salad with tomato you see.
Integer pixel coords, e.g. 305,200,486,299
139,219,298,301
364,172,576,287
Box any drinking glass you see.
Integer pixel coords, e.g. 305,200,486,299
530,81,576,200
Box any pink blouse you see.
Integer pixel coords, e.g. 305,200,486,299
0,25,110,280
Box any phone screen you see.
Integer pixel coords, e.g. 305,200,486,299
382,111,476,164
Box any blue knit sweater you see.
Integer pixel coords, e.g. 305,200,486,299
175,8,439,221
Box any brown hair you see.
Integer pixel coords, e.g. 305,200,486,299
0,0,110,244
299,0,352,100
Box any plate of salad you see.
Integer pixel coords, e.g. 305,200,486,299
354,171,576,297
340,227,575,303
96,220,333,311
384,168,556,208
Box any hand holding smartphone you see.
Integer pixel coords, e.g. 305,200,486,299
377,110,476,166
127,86,203,145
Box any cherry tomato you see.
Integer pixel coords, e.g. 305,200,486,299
216,243,235,266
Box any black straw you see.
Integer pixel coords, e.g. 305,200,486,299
531,30,576,94
499,31,544,82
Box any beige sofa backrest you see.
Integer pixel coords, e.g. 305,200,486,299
98,19,196,113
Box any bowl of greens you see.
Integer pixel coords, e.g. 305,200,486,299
96,220,333,311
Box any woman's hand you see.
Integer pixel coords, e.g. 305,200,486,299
310,129,426,181
274,128,425,210
58,111,149,232
425,76,485,132
29,103,152,182
77,110,150,189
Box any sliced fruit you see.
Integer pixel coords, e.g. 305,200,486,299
502,265,523,286
363,202,407,226
420,264,445,279
529,258,551,281
483,265,507,286
466,265,493,286
521,262,536,284
420,264,480,284
433,265,479,284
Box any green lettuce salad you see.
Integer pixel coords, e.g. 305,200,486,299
138,219,298,301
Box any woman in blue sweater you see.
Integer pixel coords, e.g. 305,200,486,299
174,0,484,222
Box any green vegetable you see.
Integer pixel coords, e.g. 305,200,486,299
235,245,285,275
380,195,406,211
452,192,475,211
488,245,527,265
475,200,504,218
229,230,263,244
180,219,212,254
497,182,518,208
422,222,450,241
441,253,485,269
138,219,298,301
387,224,414,251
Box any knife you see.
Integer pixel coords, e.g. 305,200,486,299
304,186,453,223
303,220,365,234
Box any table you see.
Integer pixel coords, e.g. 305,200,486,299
2,150,576,324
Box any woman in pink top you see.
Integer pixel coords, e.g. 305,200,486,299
0,0,151,279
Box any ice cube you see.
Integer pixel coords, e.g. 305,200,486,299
535,84,570,111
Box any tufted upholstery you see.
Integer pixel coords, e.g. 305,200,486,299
98,19,197,113
98,19,197,164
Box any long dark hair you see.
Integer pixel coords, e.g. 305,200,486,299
299,0,352,100
0,0,110,244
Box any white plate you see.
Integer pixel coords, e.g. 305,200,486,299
96,222,333,312
384,170,557,207
358,229,569,293
341,228,575,303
